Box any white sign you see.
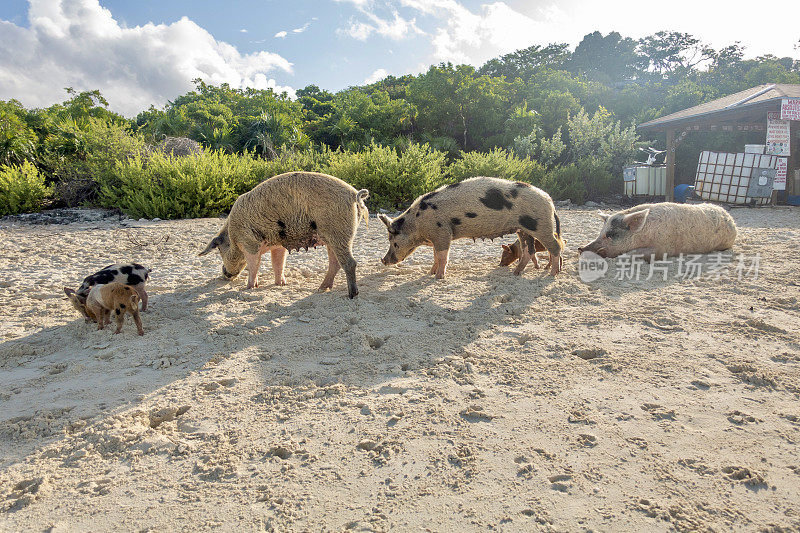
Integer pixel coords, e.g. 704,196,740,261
766,111,791,156
774,158,787,191
780,98,800,121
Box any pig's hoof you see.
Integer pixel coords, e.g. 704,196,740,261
114,330,121,335
138,331,145,336
275,278,287,286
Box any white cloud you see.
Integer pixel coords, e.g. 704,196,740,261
337,3,423,41
364,68,388,84
400,1,562,65
274,18,315,39
0,0,295,116
402,0,800,66
333,0,371,6
292,21,312,34
239,28,248,33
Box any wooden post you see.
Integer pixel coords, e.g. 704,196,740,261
775,120,797,203
665,129,675,202
789,120,798,197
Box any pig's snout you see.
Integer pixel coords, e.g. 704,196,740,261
382,251,397,266
579,241,607,258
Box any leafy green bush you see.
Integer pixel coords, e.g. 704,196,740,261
447,148,545,184
324,142,446,208
512,127,566,168
239,147,333,194
566,107,638,173
540,159,614,203
98,151,241,219
85,142,610,220
43,117,146,206
0,161,51,215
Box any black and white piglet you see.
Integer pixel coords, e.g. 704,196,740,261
77,263,152,311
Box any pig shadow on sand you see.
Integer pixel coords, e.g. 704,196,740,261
227,264,557,391
0,262,554,470
0,248,697,473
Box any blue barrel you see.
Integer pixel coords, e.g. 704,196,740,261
674,184,694,203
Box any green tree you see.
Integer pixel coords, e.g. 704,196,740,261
638,31,714,77
407,63,517,151
569,31,643,84
479,43,570,80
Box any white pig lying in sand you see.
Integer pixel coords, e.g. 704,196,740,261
199,171,369,299
578,202,737,259
379,176,563,278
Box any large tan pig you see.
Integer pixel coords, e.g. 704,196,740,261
199,172,369,299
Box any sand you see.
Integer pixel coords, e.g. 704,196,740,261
0,205,799,531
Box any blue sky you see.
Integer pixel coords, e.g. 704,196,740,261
1,0,798,116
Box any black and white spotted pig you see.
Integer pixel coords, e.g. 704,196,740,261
77,263,151,311
379,176,563,278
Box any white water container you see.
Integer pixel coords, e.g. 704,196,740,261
624,166,666,196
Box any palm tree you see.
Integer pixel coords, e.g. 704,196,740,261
0,114,36,166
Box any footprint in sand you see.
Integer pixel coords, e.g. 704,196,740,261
641,403,676,421
548,474,572,492
726,411,761,425
572,347,606,361
77,478,112,496
721,466,767,488
3,476,50,511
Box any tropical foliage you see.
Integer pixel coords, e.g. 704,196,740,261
0,30,797,216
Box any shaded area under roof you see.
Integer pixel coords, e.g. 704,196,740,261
638,84,800,131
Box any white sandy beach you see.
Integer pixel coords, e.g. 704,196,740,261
1,205,799,531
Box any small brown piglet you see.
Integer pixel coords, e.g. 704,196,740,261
500,235,565,270
86,282,144,335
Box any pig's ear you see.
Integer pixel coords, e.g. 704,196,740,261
596,211,612,222
378,214,392,228
623,209,649,232
63,287,75,296
501,244,510,251
198,235,224,256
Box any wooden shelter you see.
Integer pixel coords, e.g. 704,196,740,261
638,84,800,202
